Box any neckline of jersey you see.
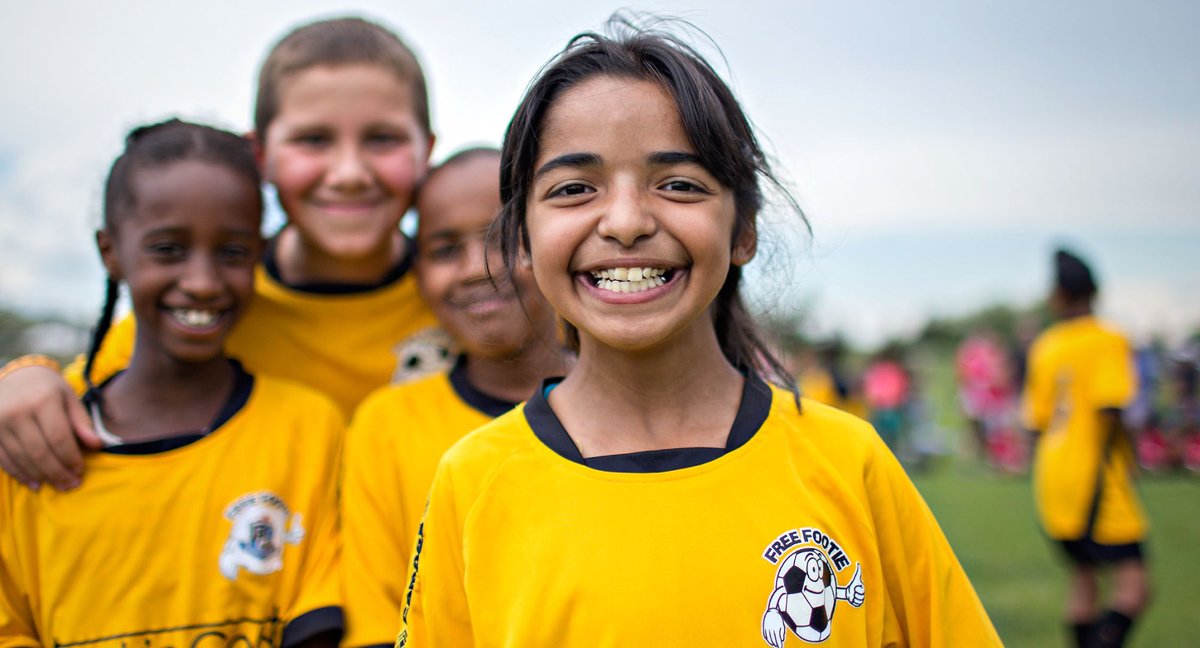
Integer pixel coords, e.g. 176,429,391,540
85,359,255,455
523,374,774,475
261,231,416,296
447,354,521,418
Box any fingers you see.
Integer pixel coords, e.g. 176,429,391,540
35,399,87,487
0,427,38,488
13,413,79,491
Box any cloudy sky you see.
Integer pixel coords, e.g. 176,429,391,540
2,0,1197,346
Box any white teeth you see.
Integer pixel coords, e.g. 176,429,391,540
172,309,217,327
588,267,671,295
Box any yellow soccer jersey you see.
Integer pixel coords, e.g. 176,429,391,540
400,378,1000,647
343,360,515,648
1022,315,1144,544
65,241,444,419
0,368,344,648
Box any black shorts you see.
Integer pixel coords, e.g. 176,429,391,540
1058,538,1145,566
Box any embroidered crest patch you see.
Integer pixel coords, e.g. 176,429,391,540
219,492,305,580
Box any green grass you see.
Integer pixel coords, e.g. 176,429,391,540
912,466,1200,646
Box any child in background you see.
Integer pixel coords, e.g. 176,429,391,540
0,17,441,490
1022,249,1150,648
400,18,1000,647
0,120,342,648
341,148,568,648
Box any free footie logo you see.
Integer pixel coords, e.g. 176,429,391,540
760,527,865,645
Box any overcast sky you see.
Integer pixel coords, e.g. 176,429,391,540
2,0,1197,346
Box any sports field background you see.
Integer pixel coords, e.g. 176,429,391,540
910,344,1197,646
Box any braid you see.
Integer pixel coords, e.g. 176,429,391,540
82,277,120,410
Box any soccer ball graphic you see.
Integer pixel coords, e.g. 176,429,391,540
762,549,863,646
776,549,836,641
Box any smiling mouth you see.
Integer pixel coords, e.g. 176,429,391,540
588,267,674,294
169,308,222,328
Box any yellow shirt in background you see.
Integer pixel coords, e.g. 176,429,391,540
343,366,513,648
1022,315,1144,544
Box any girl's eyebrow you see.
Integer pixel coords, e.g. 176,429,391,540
648,151,703,167
534,152,601,180
534,151,705,180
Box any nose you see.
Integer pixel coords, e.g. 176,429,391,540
458,233,504,284
179,252,222,300
326,141,371,191
596,182,656,248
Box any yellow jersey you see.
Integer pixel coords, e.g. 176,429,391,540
401,378,1000,647
1022,315,1144,544
65,243,444,419
0,368,344,648
343,361,515,648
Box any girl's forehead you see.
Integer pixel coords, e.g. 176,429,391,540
537,76,690,160
121,160,261,228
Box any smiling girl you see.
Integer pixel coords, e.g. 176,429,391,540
399,19,1001,647
0,120,343,648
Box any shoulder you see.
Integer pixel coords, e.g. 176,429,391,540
775,388,878,442
245,374,344,442
433,406,539,487
766,387,891,469
253,373,340,412
355,371,452,416
1090,317,1131,348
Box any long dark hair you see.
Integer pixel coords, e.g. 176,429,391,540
496,15,806,398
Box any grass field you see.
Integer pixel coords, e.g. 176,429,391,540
901,340,1199,645
912,465,1200,646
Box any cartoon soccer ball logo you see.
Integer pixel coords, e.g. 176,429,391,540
762,549,864,645
392,328,455,384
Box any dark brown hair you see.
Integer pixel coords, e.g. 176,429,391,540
253,16,431,138
86,119,262,403
497,15,806,396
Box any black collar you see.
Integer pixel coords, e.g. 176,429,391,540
262,232,416,295
525,374,772,473
448,355,521,418
90,360,255,455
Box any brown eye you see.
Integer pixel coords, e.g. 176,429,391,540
549,183,592,198
661,180,706,193
147,242,187,260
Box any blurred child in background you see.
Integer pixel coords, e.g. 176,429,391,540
1022,248,1150,648
341,148,569,647
0,17,442,489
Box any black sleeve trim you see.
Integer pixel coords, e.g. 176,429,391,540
281,606,344,648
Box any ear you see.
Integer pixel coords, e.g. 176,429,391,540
246,131,267,174
423,132,437,164
731,220,757,267
95,229,122,281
